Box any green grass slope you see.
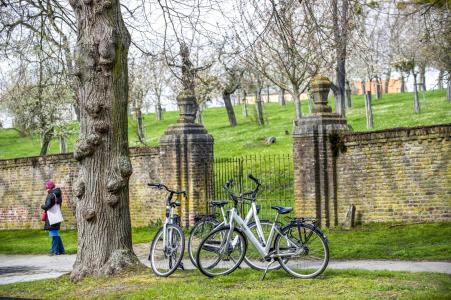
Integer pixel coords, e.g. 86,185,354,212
0,89,449,159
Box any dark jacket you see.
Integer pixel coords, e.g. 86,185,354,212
41,188,62,230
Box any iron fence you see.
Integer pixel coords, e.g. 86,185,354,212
211,154,294,220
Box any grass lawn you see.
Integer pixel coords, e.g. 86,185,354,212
0,89,449,159
0,268,450,299
0,227,158,255
1,222,450,261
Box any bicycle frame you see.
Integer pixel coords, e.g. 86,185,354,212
227,207,302,258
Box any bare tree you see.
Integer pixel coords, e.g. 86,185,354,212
69,0,139,281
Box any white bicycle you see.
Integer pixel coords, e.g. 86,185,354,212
196,176,329,279
189,176,281,271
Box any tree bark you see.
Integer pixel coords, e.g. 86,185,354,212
332,0,348,118
345,80,352,108
242,90,248,117
196,104,203,124
419,65,426,91
375,76,382,100
447,76,451,101
136,108,145,144
437,70,444,90
74,104,81,121
39,127,54,156
365,91,373,129
255,86,264,126
384,69,391,94
361,80,366,95
69,0,139,281
155,95,163,121
279,88,286,106
266,86,270,103
292,84,302,120
413,73,420,113
223,92,237,127
400,75,406,93
59,136,66,153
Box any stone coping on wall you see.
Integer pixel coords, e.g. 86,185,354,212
0,146,159,168
343,124,451,146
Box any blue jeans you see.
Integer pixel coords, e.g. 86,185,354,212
49,230,65,254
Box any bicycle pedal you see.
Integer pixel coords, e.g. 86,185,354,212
178,262,185,270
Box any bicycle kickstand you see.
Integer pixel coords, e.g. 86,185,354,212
260,259,276,281
178,261,185,271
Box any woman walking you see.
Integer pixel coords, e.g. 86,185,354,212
41,180,65,256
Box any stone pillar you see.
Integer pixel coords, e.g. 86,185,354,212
292,75,349,227
159,93,214,226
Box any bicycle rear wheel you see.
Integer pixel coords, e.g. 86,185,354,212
196,225,247,277
274,223,329,278
150,224,185,277
188,218,220,267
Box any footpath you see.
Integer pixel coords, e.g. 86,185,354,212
0,244,450,285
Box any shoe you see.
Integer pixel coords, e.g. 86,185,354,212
49,253,56,256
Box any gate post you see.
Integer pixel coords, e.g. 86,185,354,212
159,93,214,227
292,75,349,227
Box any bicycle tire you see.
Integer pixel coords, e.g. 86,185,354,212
188,217,220,267
196,225,247,277
150,224,185,277
274,223,329,278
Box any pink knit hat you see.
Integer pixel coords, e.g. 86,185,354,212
45,180,55,190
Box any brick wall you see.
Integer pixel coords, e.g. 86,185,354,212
0,147,165,229
336,125,450,224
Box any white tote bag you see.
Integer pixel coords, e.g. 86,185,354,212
47,204,64,225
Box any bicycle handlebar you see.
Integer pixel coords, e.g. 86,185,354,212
147,183,187,197
223,174,261,204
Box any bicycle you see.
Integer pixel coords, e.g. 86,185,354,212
147,183,186,277
195,177,329,279
188,175,279,271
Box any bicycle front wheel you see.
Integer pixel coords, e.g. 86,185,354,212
188,218,220,267
274,223,329,278
150,224,185,277
196,225,247,277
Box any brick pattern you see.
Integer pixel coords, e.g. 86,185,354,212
294,123,451,226
0,147,164,229
336,125,451,223
159,123,214,226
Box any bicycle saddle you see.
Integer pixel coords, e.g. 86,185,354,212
271,206,293,214
211,200,228,207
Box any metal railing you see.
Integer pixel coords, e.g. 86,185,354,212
212,154,294,219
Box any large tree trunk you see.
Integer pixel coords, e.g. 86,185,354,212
39,127,54,156
223,92,237,127
255,87,264,126
69,0,139,282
